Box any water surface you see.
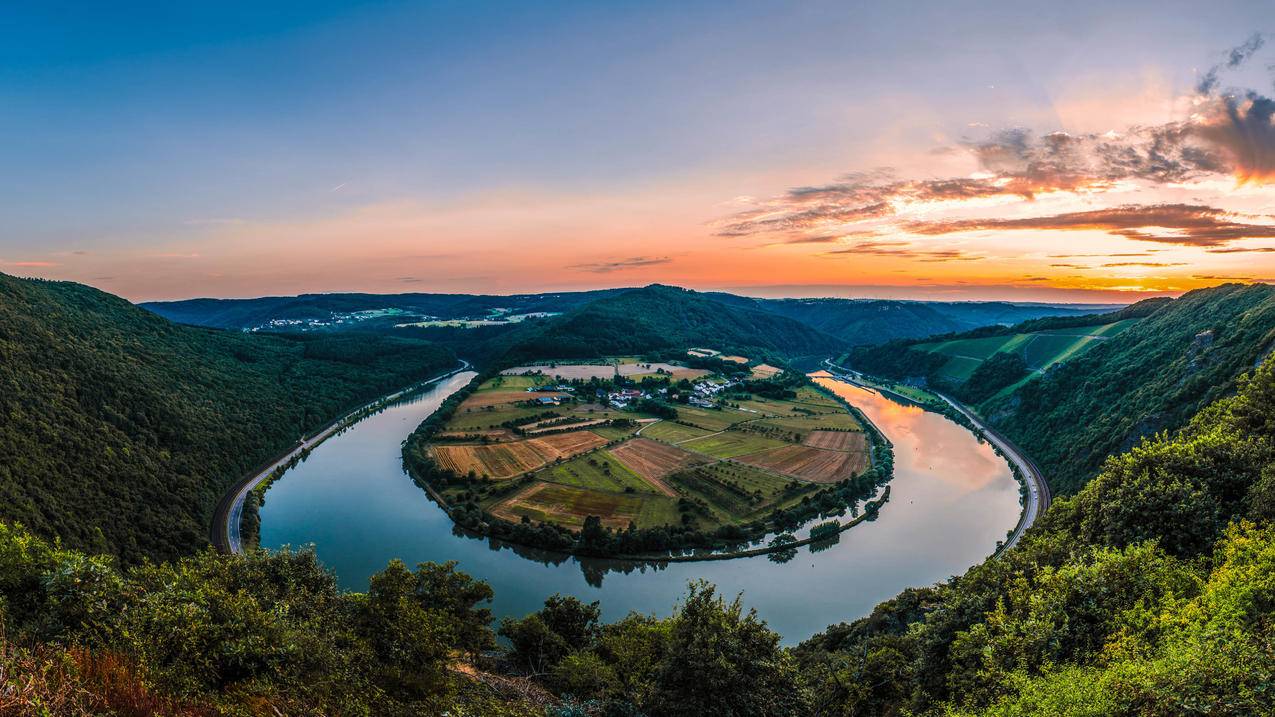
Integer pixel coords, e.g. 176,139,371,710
259,372,1020,641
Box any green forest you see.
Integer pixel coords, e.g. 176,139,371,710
0,274,456,564
844,283,1275,493
4,273,1275,714
1,321,1273,715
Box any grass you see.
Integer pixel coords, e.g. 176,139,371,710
641,421,714,443
591,424,642,440
915,319,1142,385
477,375,539,391
492,482,681,530
680,431,788,459
430,360,876,537
749,412,862,437
447,403,549,431
538,450,658,494
673,406,755,431
668,462,808,527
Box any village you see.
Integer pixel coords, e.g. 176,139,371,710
523,375,734,410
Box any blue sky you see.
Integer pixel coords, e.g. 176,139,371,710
2,1,1273,300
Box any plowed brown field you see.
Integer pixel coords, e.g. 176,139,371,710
802,430,867,452
736,444,867,483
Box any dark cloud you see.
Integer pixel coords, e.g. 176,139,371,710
1196,33,1265,95
717,37,1275,243
1194,92,1275,182
904,204,1275,247
569,256,672,273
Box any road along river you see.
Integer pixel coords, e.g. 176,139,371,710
255,370,1021,642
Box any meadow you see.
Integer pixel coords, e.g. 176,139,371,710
913,318,1139,383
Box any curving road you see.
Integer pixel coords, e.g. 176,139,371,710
818,360,1050,555
929,390,1050,553
211,360,470,554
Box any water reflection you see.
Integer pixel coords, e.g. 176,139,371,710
260,371,1021,642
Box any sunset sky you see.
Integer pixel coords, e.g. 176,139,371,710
3,1,1275,302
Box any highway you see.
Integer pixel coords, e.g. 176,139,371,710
211,360,471,554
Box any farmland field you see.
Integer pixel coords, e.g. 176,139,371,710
609,438,706,490
736,444,868,483
747,412,862,439
803,430,867,452
501,364,617,380
669,462,810,521
430,431,606,479
538,450,657,494
914,318,1141,385
673,406,755,431
639,420,713,443
425,363,875,536
491,482,658,530
679,431,788,459
751,363,782,378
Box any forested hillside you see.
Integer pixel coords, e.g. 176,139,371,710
493,284,846,363
986,283,1275,492
712,294,1113,344
143,288,626,330
145,285,1104,350
2,332,1272,715
842,284,1275,493
795,351,1275,715
0,274,456,563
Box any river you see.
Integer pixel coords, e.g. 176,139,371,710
258,370,1021,642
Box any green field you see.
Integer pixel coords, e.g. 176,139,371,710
447,403,552,431
640,421,714,443
915,318,1140,383
673,406,756,431
679,431,788,458
667,462,810,526
748,412,862,439
538,450,659,494
490,482,681,530
477,374,540,391
591,424,643,440
433,367,871,535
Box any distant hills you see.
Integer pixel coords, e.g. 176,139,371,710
489,284,846,365
143,285,1114,356
0,273,455,563
705,293,1117,344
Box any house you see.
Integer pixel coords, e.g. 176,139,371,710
534,395,563,406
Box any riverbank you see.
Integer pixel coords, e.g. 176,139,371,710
818,362,1050,555
211,360,471,554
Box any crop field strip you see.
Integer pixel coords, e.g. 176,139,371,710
678,430,788,459
639,420,713,443
608,438,706,495
431,370,875,532
430,430,607,479
735,444,868,483
490,482,661,530
536,449,659,494
802,430,867,452
915,318,1141,383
